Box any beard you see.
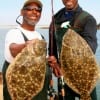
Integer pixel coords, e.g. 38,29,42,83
24,17,39,26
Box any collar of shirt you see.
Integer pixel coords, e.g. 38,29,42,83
64,11,74,21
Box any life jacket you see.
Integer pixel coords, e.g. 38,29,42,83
54,11,89,53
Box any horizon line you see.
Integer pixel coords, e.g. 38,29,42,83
0,25,49,29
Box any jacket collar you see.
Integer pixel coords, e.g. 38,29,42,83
54,5,82,24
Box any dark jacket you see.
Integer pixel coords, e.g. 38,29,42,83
49,5,97,59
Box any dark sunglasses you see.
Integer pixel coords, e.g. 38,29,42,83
23,6,42,12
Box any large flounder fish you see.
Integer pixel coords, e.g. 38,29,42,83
6,39,47,100
60,29,99,100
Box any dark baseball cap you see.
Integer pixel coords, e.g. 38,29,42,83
23,0,43,8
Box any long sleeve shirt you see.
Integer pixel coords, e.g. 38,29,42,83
49,5,97,59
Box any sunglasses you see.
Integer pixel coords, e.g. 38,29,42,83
23,6,42,12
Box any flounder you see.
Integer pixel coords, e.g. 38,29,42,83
60,29,99,100
6,39,47,100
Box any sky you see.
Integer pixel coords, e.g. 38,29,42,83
0,0,100,26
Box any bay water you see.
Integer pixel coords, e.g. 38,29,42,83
0,28,100,99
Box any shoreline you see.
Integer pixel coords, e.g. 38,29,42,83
0,25,49,29
0,25,99,29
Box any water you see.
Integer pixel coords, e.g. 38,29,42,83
0,28,49,71
0,28,8,71
0,28,100,99
1,28,100,69
95,30,100,64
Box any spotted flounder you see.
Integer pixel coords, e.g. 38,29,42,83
6,39,47,100
60,29,99,100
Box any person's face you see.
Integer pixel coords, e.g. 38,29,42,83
21,3,42,26
62,0,78,10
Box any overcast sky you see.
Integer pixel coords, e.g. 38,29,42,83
0,0,100,26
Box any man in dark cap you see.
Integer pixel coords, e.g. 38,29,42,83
2,0,49,100
23,0,43,10
48,0,97,100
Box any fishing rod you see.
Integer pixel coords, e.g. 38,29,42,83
47,0,57,99
47,0,58,100
48,0,65,100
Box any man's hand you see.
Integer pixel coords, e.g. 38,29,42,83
48,56,62,77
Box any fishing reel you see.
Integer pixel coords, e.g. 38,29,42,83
58,76,65,100
47,85,57,99
58,76,65,89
